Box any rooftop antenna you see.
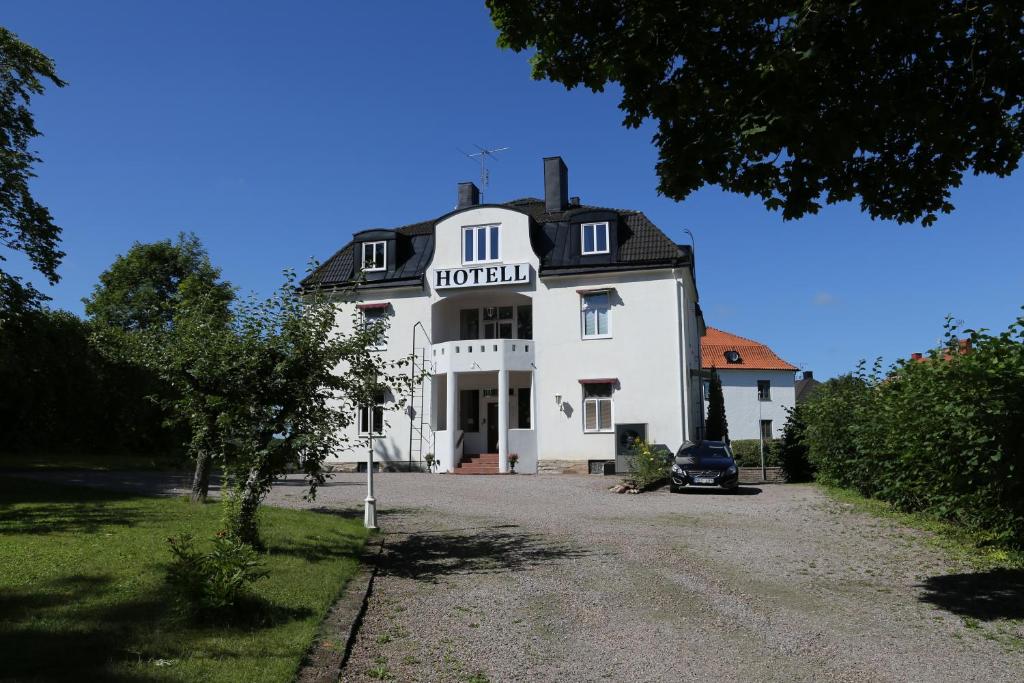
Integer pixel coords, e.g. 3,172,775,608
458,145,509,203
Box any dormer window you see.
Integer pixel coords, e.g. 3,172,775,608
463,225,500,264
581,222,610,255
361,241,386,272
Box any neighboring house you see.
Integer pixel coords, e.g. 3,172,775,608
701,327,797,440
795,370,822,403
302,156,706,475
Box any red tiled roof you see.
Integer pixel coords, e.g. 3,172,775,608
701,327,798,371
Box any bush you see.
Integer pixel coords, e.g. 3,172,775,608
626,439,670,491
802,313,1024,546
729,439,781,467
166,531,268,618
777,406,814,482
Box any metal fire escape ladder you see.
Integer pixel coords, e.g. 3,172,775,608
407,321,433,470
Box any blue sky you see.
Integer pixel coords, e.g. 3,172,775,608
6,1,1024,379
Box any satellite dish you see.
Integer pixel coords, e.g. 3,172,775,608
724,350,741,363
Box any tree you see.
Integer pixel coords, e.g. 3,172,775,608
488,2,1024,226
84,232,233,331
777,404,814,483
98,268,416,545
86,233,233,500
705,368,729,442
0,28,66,320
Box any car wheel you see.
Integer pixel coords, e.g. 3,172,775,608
669,484,680,494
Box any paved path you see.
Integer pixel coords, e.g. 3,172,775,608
10,470,1023,682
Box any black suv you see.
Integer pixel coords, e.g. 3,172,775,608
670,440,739,492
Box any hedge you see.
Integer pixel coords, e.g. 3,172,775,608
801,313,1024,546
729,439,781,467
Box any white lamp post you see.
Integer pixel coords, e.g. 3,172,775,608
364,430,378,530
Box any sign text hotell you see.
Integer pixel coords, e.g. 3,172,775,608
432,263,530,289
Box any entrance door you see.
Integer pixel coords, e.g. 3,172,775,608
486,402,499,452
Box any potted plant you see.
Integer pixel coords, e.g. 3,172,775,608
424,453,436,472
508,453,519,474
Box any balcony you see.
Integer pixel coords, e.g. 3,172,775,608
431,338,535,374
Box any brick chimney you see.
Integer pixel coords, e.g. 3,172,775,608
958,339,972,355
911,352,923,361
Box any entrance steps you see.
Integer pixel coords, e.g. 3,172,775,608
453,453,501,475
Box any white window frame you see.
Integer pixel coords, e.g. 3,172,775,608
361,241,386,272
580,291,612,340
582,385,614,433
358,394,385,436
580,222,610,255
361,307,388,349
462,224,501,264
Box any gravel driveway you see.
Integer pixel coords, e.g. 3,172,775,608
12,470,1023,682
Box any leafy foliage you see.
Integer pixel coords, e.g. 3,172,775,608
0,307,178,455
0,28,66,319
97,266,418,546
166,530,268,619
84,232,234,332
802,312,1024,545
777,406,814,483
488,2,1024,225
626,438,669,491
729,439,781,468
705,368,729,442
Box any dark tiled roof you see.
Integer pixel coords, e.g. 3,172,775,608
301,197,690,289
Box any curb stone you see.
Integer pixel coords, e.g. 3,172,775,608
295,535,384,683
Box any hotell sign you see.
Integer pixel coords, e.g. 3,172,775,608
432,262,531,290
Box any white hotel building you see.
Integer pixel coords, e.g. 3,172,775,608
303,157,706,474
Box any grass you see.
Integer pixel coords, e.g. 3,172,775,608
819,483,1024,571
0,450,186,471
0,475,368,682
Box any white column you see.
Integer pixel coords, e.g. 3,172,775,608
498,367,509,473
446,371,457,472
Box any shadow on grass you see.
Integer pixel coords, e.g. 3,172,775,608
378,527,595,583
0,476,150,535
918,569,1024,621
0,571,316,681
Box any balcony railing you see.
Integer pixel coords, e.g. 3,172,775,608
431,338,535,374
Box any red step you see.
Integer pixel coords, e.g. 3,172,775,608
453,452,501,474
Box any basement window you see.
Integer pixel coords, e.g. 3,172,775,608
361,241,386,272
581,222,609,255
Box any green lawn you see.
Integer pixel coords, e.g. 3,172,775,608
0,476,368,682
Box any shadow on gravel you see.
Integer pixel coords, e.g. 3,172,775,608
918,569,1024,621
673,486,763,496
378,528,594,582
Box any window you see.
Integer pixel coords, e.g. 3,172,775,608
361,241,386,272
459,390,479,432
483,306,513,339
358,391,386,435
757,380,771,401
760,419,773,440
517,388,531,429
581,292,611,339
516,304,533,340
462,225,500,263
582,383,613,433
581,222,610,255
459,308,480,340
702,379,711,399
362,307,387,348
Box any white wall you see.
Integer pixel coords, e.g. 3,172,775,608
708,369,795,440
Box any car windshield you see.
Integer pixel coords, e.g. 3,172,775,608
680,444,731,460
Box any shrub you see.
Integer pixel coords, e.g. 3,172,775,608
728,439,781,467
626,439,670,491
777,406,814,482
802,313,1024,546
166,531,268,618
